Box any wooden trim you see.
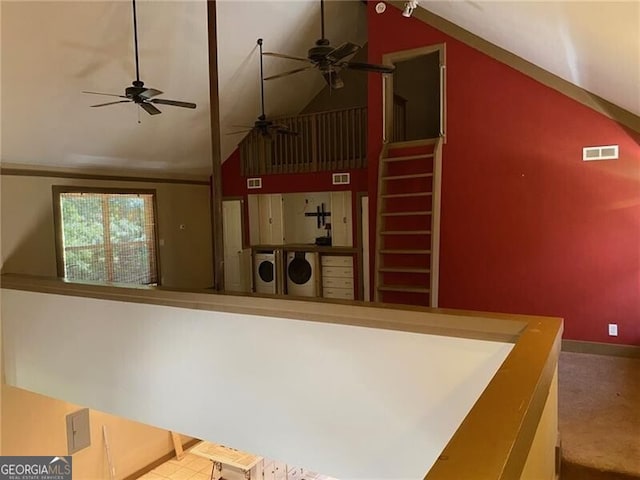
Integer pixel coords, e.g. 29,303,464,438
562,339,640,358
51,187,161,284
122,437,201,480
373,143,388,302
0,167,209,185
207,0,224,291
52,187,66,278
386,1,640,134
355,191,367,301
430,137,443,307
383,45,446,143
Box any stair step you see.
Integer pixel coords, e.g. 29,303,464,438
381,192,432,199
378,285,430,293
380,249,431,254
383,153,435,162
382,173,433,181
381,211,431,217
379,267,431,273
381,230,431,235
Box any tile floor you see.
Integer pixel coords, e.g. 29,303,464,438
137,452,215,480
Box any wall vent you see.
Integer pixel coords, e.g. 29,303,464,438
583,145,619,161
247,177,262,189
332,173,350,185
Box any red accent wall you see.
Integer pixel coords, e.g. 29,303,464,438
221,148,368,246
368,4,640,344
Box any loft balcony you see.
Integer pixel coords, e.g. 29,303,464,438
239,106,368,176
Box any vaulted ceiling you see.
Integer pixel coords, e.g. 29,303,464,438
1,1,638,176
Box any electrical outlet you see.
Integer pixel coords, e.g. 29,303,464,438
608,323,618,336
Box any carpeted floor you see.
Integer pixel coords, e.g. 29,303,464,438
558,351,640,479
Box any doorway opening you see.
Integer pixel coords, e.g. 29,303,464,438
383,45,446,143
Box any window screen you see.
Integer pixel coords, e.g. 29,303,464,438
57,191,159,285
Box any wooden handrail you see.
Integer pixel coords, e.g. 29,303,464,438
240,107,367,176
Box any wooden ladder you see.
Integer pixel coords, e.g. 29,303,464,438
374,138,443,307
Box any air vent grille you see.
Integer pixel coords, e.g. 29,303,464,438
583,145,619,161
247,177,262,189
332,173,350,185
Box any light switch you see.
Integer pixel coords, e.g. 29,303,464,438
66,408,91,454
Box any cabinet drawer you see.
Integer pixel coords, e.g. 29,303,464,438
321,266,353,278
321,255,353,267
322,276,354,288
323,287,354,300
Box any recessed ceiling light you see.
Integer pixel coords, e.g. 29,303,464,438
375,2,386,14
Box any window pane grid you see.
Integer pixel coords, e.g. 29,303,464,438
59,192,158,285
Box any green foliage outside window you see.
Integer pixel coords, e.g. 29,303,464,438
59,192,157,285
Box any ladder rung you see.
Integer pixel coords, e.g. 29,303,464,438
381,211,431,217
378,285,430,293
383,153,434,162
380,249,431,254
383,173,433,181
381,192,432,199
381,230,431,235
380,267,430,273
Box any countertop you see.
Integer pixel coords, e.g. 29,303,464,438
252,244,357,254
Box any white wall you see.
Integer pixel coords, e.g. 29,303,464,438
2,288,513,479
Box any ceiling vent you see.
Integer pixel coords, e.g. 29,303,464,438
247,178,262,189
332,173,350,185
582,145,619,161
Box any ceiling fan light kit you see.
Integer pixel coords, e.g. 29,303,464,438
262,0,395,89
82,0,196,117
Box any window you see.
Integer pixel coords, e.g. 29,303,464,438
53,187,159,285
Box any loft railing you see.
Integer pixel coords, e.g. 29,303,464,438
240,106,367,176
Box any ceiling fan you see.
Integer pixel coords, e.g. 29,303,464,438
262,0,395,89
82,0,196,116
228,39,297,139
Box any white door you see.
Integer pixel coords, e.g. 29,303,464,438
222,200,244,292
258,194,284,245
330,191,353,247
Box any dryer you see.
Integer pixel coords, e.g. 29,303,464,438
254,251,276,294
286,251,318,297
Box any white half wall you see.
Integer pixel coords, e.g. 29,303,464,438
2,289,513,479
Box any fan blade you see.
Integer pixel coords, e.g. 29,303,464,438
140,102,162,115
274,126,299,136
262,52,310,63
82,91,128,98
322,71,344,89
139,88,163,99
264,66,314,81
327,42,360,62
150,98,196,109
341,61,395,74
90,100,131,107
231,125,255,129
227,129,252,135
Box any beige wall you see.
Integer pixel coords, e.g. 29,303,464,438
2,386,192,479
0,174,213,290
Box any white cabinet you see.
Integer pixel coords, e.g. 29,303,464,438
330,191,352,247
321,255,354,300
248,194,284,245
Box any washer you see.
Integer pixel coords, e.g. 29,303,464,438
254,251,276,294
286,251,318,297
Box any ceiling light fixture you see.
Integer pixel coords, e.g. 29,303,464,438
402,0,418,17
